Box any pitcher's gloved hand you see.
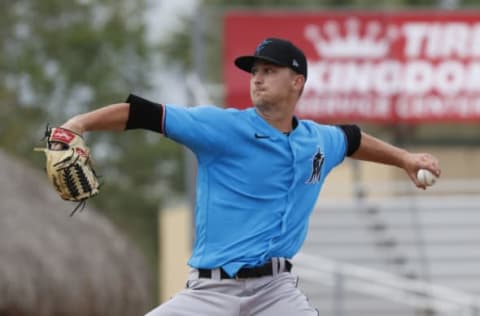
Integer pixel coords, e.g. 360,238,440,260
35,127,100,215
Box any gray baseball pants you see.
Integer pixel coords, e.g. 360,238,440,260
145,258,318,316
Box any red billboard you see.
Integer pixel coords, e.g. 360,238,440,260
224,11,480,123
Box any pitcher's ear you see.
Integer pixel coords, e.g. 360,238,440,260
293,74,305,92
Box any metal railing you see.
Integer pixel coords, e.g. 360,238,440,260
294,252,480,316
295,177,480,316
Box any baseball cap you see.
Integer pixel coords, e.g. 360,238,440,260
234,38,307,79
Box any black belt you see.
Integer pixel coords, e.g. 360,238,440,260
198,260,292,279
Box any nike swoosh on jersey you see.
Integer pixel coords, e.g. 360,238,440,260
254,133,270,139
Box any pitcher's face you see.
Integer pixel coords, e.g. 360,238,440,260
250,61,303,108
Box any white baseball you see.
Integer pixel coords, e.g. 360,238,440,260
417,169,437,186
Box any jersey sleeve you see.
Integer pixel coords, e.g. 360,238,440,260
163,104,226,158
321,125,348,173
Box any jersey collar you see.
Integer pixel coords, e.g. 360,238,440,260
248,108,299,139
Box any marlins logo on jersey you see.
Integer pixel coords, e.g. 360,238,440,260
306,149,324,184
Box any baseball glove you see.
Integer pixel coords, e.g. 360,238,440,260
35,126,100,216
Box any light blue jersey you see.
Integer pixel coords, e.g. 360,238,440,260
164,105,347,276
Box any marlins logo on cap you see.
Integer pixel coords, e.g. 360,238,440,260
256,39,273,54
235,38,308,79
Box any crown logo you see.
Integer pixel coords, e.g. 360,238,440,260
305,18,398,59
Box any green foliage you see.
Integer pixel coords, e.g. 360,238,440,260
0,0,186,296
158,17,195,70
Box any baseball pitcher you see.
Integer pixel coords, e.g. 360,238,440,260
49,38,441,315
